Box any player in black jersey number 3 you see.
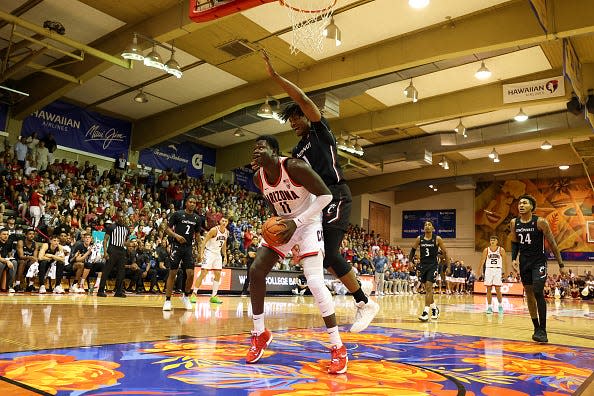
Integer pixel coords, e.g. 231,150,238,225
510,194,564,343
409,221,450,322
163,196,202,312
262,51,379,333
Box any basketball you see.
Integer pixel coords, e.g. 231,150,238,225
262,216,288,246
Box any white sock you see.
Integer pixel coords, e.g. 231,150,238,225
327,326,342,348
430,303,436,309
212,280,220,297
193,288,197,294
28,280,34,286
15,281,20,286
94,277,101,287
253,313,265,335
424,306,430,312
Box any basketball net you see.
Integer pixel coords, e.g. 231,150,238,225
279,0,337,55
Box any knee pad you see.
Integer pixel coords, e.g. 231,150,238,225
303,255,335,317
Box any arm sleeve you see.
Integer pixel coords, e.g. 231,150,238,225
294,194,332,226
408,248,416,263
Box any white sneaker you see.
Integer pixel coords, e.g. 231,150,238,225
350,298,380,333
299,289,306,295
70,284,80,293
54,285,64,294
163,300,172,311
181,296,192,311
39,285,46,294
8,288,15,293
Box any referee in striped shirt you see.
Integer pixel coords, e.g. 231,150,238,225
97,212,129,298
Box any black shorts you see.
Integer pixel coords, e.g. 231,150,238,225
168,244,194,270
519,255,547,287
323,183,352,232
419,265,438,284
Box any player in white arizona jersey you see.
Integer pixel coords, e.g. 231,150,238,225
193,217,229,304
245,135,347,375
480,235,506,315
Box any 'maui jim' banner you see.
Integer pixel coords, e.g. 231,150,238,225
502,76,565,104
402,210,456,239
138,141,215,178
21,101,131,158
0,103,8,131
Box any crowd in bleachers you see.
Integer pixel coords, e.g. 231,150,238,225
1,136,593,300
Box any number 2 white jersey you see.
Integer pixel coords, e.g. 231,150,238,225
259,157,320,223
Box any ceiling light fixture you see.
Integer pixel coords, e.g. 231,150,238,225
454,119,466,137
514,108,529,122
143,44,164,70
257,96,280,119
134,89,148,103
409,0,430,9
403,79,418,103
164,49,182,78
559,165,569,170
337,134,363,156
433,187,438,192
121,33,144,61
429,184,434,189
474,61,492,80
540,140,552,150
488,148,497,159
323,17,342,46
233,128,245,137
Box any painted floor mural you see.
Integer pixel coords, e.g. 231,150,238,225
0,326,592,395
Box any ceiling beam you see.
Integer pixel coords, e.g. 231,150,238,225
132,0,594,150
347,144,581,196
330,68,569,135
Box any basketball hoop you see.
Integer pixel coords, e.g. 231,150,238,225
279,0,337,54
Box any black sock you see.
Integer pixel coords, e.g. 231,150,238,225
353,288,368,304
166,296,171,301
534,286,547,330
531,318,540,330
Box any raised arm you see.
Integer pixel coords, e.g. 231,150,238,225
262,51,321,122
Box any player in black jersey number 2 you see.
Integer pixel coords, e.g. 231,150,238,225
163,196,202,312
510,194,564,343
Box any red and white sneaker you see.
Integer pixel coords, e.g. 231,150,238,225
328,344,348,374
246,329,272,364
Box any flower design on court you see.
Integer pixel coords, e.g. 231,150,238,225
462,355,591,378
0,354,123,395
462,340,576,355
276,329,411,345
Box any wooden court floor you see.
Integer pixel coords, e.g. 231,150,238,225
0,292,592,395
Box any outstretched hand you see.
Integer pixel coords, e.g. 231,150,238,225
261,50,276,77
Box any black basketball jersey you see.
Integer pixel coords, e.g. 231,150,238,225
21,240,36,258
515,215,545,259
168,210,200,245
291,117,345,186
419,235,439,266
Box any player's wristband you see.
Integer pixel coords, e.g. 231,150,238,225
511,242,519,260
558,262,564,269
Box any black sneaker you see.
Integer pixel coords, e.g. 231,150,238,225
418,310,430,322
13,284,22,293
96,292,108,297
25,284,36,292
532,327,548,343
114,292,127,298
431,306,440,320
